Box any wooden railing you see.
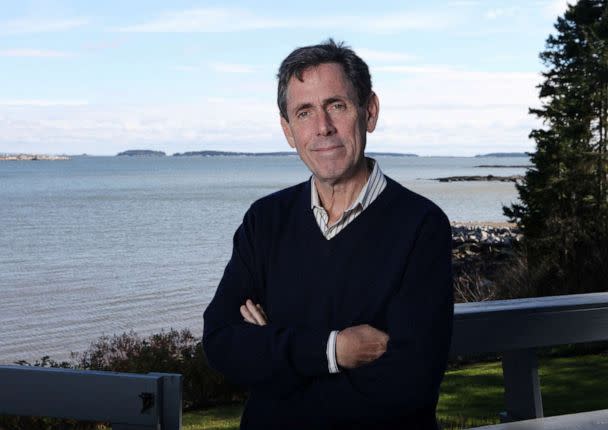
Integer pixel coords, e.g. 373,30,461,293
451,292,608,422
2,292,607,428
0,366,182,429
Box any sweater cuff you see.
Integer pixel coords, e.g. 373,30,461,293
327,330,340,373
290,329,332,377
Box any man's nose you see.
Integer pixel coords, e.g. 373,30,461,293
317,111,337,136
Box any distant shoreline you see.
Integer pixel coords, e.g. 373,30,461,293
116,149,419,157
0,154,70,161
0,151,532,160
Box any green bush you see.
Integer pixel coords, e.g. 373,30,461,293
1,329,246,430
72,328,247,409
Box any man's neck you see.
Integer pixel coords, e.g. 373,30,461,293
314,159,371,223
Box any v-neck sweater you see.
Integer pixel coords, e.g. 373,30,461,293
203,176,454,430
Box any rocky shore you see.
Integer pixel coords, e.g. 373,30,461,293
451,222,521,248
451,222,523,301
435,175,523,182
0,153,70,161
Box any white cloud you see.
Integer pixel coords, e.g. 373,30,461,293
0,49,74,58
356,48,415,63
209,62,258,74
0,18,88,34
447,0,480,6
172,65,199,72
118,8,274,33
545,0,571,18
117,7,452,34
0,65,542,156
0,100,282,155
0,100,89,107
485,7,520,20
366,65,541,155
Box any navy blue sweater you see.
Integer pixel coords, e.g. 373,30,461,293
203,176,453,429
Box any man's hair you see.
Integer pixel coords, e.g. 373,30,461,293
277,38,372,121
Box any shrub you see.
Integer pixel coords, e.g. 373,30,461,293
72,328,247,409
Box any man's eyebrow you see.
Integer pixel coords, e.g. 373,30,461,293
293,97,347,113
323,97,346,106
293,102,313,113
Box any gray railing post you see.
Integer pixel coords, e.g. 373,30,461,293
500,349,543,422
150,373,183,430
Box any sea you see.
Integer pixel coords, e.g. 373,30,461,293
0,155,528,363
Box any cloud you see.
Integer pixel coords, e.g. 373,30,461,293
365,65,541,154
209,62,258,74
172,62,259,74
356,48,415,63
0,18,88,34
484,7,520,20
0,64,541,156
545,0,571,18
0,99,282,155
172,65,199,72
0,68,541,156
447,0,479,6
0,100,89,107
0,49,74,58
117,7,451,34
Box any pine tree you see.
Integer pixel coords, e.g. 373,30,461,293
504,0,608,295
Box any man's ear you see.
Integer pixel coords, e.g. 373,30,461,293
366,92,380,133
280,116,296,149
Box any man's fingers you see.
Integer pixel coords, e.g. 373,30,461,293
246,300,267,325
256,304,268,321
240,305,257,324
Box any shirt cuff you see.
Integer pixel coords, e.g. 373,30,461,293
327,330,340,374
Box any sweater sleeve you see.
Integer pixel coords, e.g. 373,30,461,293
289,209,454,422
202,205,331,396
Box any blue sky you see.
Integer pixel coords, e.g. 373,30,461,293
0,0,570,156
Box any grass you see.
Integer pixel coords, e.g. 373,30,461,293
182,405,243,430
182,353,608,430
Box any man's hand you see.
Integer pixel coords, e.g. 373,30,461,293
336,324,389,369
240,299,268,326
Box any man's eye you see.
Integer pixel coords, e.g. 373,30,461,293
330,103,346,111
297,111,309,119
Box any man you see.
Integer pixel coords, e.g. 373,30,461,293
203,39,453,429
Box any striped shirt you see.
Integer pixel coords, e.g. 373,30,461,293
311,157,387,240
311,157,387,373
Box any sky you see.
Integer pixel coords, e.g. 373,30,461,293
0,0,572,156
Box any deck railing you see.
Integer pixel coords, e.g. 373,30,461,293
451,292,608,422
1,292,607,428
0,366,182,429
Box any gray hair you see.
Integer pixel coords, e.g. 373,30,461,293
276,38,372,121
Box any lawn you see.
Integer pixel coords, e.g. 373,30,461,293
186,353,608,430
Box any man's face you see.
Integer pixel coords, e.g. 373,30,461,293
280,62,379,185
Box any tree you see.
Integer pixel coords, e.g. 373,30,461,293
504,0,608,296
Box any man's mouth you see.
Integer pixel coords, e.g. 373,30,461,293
313,145,343,152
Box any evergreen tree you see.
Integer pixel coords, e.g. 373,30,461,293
504,0,608,295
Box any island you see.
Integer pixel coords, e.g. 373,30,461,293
117,150,166,157
0,153,70,161
474,152,529,158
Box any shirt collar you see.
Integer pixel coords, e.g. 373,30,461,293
310,157,382,212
